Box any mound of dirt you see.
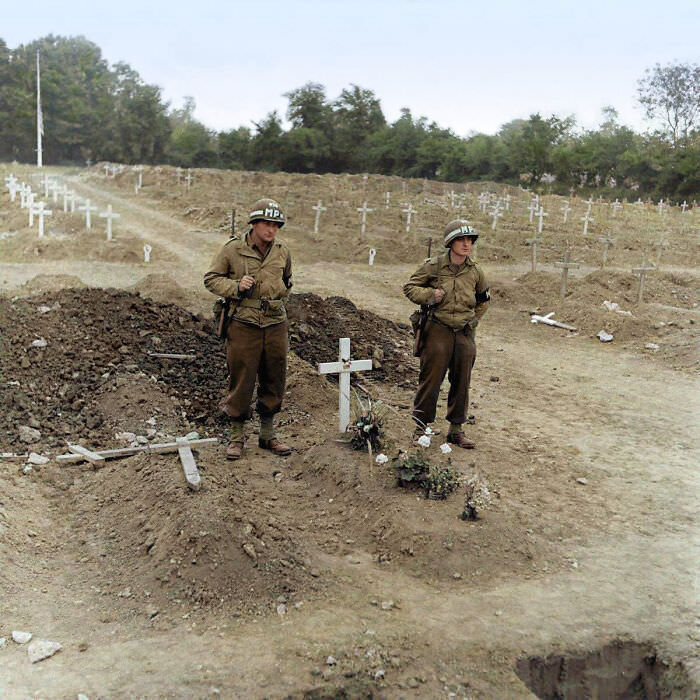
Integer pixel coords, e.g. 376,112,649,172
15,273,87,293
287,292,416,388
128,273,191,307
0,288,415,453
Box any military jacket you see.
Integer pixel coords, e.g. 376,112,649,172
204,233,292,328
403,252,489,330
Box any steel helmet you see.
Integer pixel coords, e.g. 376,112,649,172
444,219,478,247
248,198,285,227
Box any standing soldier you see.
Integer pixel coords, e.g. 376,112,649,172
204,198,293,460
403,220,490,448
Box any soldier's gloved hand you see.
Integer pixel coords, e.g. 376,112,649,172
238,275,255,294
433,288,446,304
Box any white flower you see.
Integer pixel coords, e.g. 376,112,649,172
439,443,452,454
417,435,431,448
375,453,389,465
424,427,433,435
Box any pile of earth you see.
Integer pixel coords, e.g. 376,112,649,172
0,287,416,453
286,292,417,388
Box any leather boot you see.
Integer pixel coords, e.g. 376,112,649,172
258,437,292,456
226,440,244,460
446,431,476,449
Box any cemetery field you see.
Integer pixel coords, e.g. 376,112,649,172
0,164,698,698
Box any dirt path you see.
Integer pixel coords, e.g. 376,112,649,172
1,172,698,698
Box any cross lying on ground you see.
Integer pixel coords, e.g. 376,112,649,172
55,437,218,491
318,338,373,433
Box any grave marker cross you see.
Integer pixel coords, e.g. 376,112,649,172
317,338,373,432
78,198,98,229
312,200,327,234
525,233,540,272
536,206,548,234
632,258,656,304
99,204,120,240
357,201,373,236
560,201,572,224
402,203,417,237
597,235,615,268
33,201,52,238
580,211,594,236
554,249,580,298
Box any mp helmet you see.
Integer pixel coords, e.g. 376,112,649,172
443,219,478,247
248,198,285,227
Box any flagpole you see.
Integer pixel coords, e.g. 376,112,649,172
36,50,43,168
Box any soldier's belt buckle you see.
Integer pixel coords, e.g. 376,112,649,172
260,299,270,312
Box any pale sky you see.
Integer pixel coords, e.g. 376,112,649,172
4,0,699,137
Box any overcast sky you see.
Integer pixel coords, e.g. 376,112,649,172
4,0,699,136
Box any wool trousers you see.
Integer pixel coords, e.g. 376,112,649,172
223,320,288,420
412,321,476,426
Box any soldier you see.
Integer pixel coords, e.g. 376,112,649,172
204,198,293,460
403,220,490,448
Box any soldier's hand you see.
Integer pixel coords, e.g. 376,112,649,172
238,275,255,293
434,288,446,304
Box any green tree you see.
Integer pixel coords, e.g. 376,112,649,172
167,96,217,167
219,126,252,170
637,61,700,145
250,111,284,170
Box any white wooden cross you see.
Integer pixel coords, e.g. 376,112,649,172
504,193,511,211
5,173,18,196
185,169,194,191
681,201,688,213
525,233,540,272
62,188,72,213
536,206,548,234
632,257,656,304
580,211,594,236
175,166,182,183
554,249,579,297
103,163,111,177
657,199,665,215
357,201,373,235
312,200,326,234
402,203,416,235
585,197,594,215
368,248,376,265
318,338,373,433
597,235,614,268
19,183,29,208
448,190,457,208
143,243,152,263
33,201,52,238
26,192,35,222
385,191,391,209
42,176,52,198
133,165,144,189
99,204,120,240
526,200,538,223
79,198,97,229
491,205,503,231
68,190,77,213
49,181,60,204
561,201,572,223
611,199,622,217
478,192,490,214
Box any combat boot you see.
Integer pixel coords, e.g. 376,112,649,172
226,440,245,460
258,437,292,456
446,431,476,449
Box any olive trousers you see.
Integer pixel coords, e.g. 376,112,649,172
412,320,476,427
222,320,288,420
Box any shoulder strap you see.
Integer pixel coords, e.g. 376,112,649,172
436,253,443,288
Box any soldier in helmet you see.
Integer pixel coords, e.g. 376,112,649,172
204,198,293,460
403,220,490,448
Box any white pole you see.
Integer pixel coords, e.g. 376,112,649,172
36,51,43,168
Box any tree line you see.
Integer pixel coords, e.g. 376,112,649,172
1,35,698,200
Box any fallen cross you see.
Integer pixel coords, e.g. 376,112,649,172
55,437,217,491
529,312,577,331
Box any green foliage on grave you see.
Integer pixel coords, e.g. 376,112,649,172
392,452,461,500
